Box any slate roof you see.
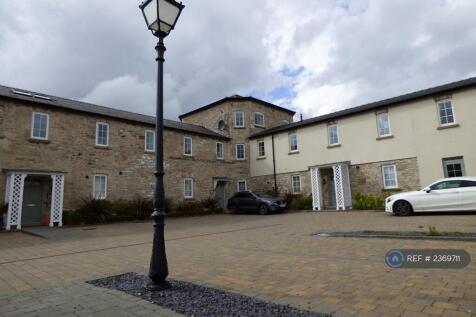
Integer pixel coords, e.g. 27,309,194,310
250,76,476,139
179,95,296,120
0,85,230,140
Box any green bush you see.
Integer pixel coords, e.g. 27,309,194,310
353,192,389,210
171,197,222,217
287,194,313,210
75,198,112,224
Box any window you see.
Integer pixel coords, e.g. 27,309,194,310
184,178,193,198
237,180,247,192
443,157,465,177
31,112,49,140
328,124,339,145
289,131,298,152
96,122,109,146
184,137,192,156
234,111,245,128
376,112,391,137
236,144,246,160
437,100,455,125
382,165,398,189
254,112,265,127
462,180,476,187
145,130,155,152
430,180,462,190
257,140,266,158
292,175,301,194
216,142,224,159
93,175,107,199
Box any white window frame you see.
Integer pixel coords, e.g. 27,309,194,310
289,131,298,152
144,130,155,152
184,136,193,156
234,111,245,128
376,112,391,137
257,140,266,158
254,112,265,127
237,180,247,192
328,124,339,146
292,175,301,194
436,99,456,126
236,144,246,160
183,178,194,198
31,112,49,140
382,165,398,189
216,142,224,160
95,122,109,147
93,175,108,200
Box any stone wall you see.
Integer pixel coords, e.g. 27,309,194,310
0,98,248,211
349,157,420,195
249,169,311,196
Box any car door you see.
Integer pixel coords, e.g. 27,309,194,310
460,180,476,210
423,180,463,211
241,192,257,211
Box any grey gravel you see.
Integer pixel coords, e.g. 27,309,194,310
88,272,330,317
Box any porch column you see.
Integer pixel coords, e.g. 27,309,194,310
49,174,65,227
6,173,27,230
310,167,322,211
332,165,346,210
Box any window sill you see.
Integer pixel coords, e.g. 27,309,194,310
382,187,401,192
288,151,300,155
29,138,51,144
437,123,460,130
183,197,194,200
94,145,110,150
183,154,193,157
327,144,341,149
234,126,246,129
144,150,155,154
236,159,246,161
376,135,394,141
254,125,266,129
216,157,224,161
256,156,266,160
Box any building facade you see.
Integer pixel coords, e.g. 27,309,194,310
1,77,475,229
249,77,476,210
0,87,293,229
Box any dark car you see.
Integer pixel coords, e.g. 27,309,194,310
227,191,287,215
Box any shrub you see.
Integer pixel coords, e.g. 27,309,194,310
170,198,222,217
290,194,313,210
353,192,389,210
76,198,112,224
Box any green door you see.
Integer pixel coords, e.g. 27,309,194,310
22,180,43,226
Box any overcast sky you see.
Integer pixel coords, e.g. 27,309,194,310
1,0,476,121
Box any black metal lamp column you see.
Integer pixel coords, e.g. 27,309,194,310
139,0,184,291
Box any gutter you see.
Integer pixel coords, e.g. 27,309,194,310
272,134,278,195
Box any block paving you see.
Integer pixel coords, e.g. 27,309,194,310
0,211,475,316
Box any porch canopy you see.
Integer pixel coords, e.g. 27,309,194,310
309,162,352,211
3,169,65,230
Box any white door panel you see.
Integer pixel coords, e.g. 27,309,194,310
460,187,476,210
418,189,462,211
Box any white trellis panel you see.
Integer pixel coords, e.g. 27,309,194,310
6,173,27,230
310,167,322,211
342,164,352,209
333,165,345,210
50,174,65,227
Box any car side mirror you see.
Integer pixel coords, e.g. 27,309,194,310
424,188,431,193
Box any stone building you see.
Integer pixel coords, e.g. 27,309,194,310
1,76,475,229
0,86,293,229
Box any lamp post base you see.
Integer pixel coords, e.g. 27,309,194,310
146,279,172,291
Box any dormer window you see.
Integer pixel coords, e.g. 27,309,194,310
437,100,455,126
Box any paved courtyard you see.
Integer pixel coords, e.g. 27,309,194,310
0,211,475,317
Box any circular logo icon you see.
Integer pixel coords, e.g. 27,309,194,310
385,249,404,268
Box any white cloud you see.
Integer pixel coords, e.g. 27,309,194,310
1,1,476,122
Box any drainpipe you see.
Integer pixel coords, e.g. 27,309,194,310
272,134,278,195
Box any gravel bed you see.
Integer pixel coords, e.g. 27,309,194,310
312,230,476,241
88,272,329,317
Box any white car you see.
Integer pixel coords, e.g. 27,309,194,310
385,177,476,216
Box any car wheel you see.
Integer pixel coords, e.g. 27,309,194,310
258,204,269,215
393,200,413,216
229,204,239,214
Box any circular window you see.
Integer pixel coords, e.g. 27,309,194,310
218,120,226,130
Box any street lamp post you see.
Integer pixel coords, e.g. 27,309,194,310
139,0,184,291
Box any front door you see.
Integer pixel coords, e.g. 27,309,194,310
214,181,226,209
22,180,43,225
